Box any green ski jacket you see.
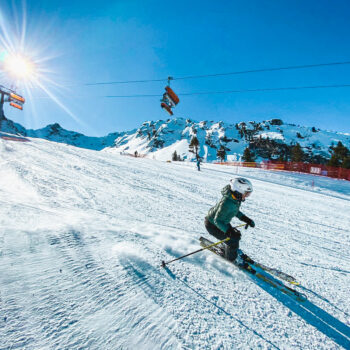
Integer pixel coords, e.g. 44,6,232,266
206,185,244,233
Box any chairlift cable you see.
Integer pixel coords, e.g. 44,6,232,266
104,83,350,98
28,83,350,100
85,60,350,86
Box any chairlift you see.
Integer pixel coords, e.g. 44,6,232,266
160,77,180,116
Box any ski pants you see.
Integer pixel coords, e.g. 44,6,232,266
204,218,240,261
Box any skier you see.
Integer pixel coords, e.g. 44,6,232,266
204,177,255,262
196,157,201,171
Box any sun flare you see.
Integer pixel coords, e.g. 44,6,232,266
0,3,89,128
4,54,36,81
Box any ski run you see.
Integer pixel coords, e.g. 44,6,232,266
1,136,350,349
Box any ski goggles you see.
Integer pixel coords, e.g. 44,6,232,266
243,191,252,198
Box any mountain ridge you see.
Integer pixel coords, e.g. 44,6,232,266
1,115,349,162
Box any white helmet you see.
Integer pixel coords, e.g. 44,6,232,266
230,177,253,196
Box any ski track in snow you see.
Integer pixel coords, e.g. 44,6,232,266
0,138,350,349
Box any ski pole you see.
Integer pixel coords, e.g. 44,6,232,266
161,223,246,268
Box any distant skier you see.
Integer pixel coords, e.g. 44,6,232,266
204,177,255,262
196,157,201,171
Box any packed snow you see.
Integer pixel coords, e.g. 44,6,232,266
1,136,350,349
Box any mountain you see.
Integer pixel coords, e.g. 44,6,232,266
1,114,349,162
107,118,350,163
0,115,127,150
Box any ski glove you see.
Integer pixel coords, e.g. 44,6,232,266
241,214,255,229
226,226,241,240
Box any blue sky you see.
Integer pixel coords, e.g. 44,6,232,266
1,0,350,135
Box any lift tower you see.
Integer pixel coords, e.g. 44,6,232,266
0,85,25,119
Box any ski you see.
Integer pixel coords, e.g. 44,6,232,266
198,236,299,285
199,237,306,302
237,250,300,285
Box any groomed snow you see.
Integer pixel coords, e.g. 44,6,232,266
1,137,350,349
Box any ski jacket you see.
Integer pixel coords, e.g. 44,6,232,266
205,185,244,233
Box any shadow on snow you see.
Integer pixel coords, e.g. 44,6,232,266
239,267,350,349
125,255,350,349
123,257,281,349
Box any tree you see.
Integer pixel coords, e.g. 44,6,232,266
291,143,304,162
343,157,350,169
328,141,350,168
172,150,182,161
172,150,178,161
189,136,200,158
328,153,341,167
242,147,254,162
217,146,226,162
270,119,283,126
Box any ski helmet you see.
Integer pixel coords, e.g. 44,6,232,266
230,177,253,197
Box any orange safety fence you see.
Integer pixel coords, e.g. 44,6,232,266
214,161,350,181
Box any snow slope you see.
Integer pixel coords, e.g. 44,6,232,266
1,137,350,349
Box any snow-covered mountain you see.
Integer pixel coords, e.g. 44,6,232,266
1,136,349,349
108,118,350,162
0,115,128,150
1,114,349,162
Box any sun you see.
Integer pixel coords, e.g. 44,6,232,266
0,3,87,127
4,54,36,81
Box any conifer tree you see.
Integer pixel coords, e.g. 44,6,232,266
189,136,200,158
343,157,350,169
172,150,178,161
328,152,341,167
242,147,254,162
328,141,350,168
291,143,305,162
217,146,226,162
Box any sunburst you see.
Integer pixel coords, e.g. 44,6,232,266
0,2,86,127
3,53,36,81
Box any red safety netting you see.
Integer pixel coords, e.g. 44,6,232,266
214,161,350,181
